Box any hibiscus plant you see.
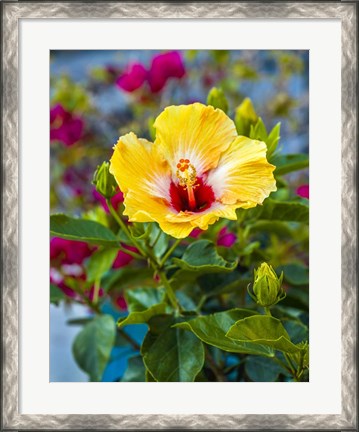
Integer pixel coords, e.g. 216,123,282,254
50,50,309,383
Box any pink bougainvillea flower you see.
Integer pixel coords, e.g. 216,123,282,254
112,245,137,269
50,104,84,146
217,227,237,248
148,51,186,93
50,238,95,265
296,184,309,199
116,63,147,92
110,103,276,238
189,228,202,238
116,51,185,94
93,188,124,213
115,294,128,311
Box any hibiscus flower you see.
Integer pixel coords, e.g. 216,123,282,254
110,103,276,238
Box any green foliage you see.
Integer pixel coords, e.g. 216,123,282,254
175,309,274,357
226,315,300,354
72,314,116,381
172,240,237,273
50,283,66,305
86,248,118,282
272,153,309,176
50,214,119,246
245,356,285,381
142,315,205,382
121,356,146,382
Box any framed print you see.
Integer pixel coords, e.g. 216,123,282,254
2,1,357,430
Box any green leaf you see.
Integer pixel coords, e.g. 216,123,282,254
266,122,281,157
172,240,237,273
149,225,169,258
86,248,118,282
277,263,309,286
126,287,165,312
245,355,284,382
101,266,154,293
174,309,274,357
50,283,66,305
257,199,309,224
72,314,116,381
249,117,268,142
142,315,205,382
50,214,119,246
121,356,146,382
118,303,169,328
282,320,308,344
226,315,300,354
272,154,309,176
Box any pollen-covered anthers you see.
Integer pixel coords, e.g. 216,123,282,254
176,158,199,211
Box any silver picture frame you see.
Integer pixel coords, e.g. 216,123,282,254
2,1,357,430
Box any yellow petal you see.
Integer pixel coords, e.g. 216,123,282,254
207,136,276,205
110,132,171,198
154,103,237,176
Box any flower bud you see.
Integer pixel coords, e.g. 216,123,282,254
207,87,229,114
92,161,118,199
248,262,285,307
235,97,258,136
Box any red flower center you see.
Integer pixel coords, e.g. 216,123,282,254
169,177,215,213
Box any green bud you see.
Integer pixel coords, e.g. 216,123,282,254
92,161,118,199
248,262,285,308
235,97,258,136
207,87,229,114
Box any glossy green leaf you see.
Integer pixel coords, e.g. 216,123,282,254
277,264,309,286
101,266,154,293
245,355,284,382
149,225,169,258
126,287,165,312
272,154,309,176
121,356,146,382
266,122,281,157
174,309,274,357
172,240,237,273
72,314,116,381
118,303,169,328
258,199,309,224
249,117,268,142
226,315,300,354
282,319,308,344
50,283,66,305
50,214,119,246
142,315,205,382
86,248,118,282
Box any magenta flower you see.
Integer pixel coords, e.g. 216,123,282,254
116,63,147,92
296,184,309,199
189,228,202,238
116,51,185,94
112,245,137,269
115,294,127,311
217,227,237,248
50,237,95,265
148,51,186,93
50,104,84,146
93,188,124,213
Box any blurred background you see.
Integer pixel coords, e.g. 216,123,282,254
50,50,309,381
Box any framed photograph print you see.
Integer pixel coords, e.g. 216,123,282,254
1,1,357,430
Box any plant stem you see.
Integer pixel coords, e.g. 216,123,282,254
159,238,182,268
151,228,162,248
157,269,182,312
205,347,227,382
106,199,147,257
264,307,272,316
92,278,101,305
117,243,145,261
117,328,141,351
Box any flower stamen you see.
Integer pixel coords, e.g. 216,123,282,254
176,159,199,211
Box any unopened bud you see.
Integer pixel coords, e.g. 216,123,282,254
248,262,285,307
235,97,258,136
92,161,117,199
207,87,229,114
